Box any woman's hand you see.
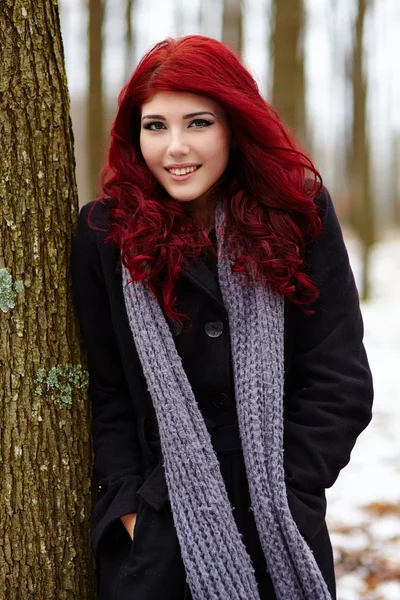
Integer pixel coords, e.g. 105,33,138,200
120,512,137,540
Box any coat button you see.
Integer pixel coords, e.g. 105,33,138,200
170,319,183,336
205,321,224,338
212,393,232,411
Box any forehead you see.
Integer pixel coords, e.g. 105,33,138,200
141,91,221,116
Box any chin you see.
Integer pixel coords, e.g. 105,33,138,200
169,192,205,203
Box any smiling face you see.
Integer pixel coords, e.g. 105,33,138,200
139,91,231,214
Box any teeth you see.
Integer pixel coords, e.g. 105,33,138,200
168,166,198,175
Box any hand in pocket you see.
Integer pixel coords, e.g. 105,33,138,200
120,512,137,540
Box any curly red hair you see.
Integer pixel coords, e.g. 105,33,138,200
90,35,323,322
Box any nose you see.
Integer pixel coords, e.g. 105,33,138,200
167,132,190,157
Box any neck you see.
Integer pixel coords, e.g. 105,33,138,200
186,198,216,234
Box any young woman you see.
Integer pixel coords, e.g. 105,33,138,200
71,35,373,600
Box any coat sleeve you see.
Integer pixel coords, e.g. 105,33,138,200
71,202,143,554
283,187,373,535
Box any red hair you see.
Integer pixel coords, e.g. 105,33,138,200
91,35,323,323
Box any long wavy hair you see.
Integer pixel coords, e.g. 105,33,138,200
91,35,323,323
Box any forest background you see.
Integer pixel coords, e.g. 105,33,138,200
1,0,399,599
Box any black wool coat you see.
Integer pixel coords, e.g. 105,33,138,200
71,188,373,600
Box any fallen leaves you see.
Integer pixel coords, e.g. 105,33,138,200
331,500,400,598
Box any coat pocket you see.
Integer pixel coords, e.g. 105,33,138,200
113,498,145,598
286,484,327,543
136,461,169,511
112,499,187,600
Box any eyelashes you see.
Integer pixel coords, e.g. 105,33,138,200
143,118,213,131
143,121,165,131
189,119,213,128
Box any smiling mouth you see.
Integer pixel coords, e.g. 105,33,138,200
166,165,201,176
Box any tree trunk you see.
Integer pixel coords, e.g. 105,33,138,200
0,1,94,598
222,0,243,57
349,0,375,300
271,0,307,147
174,0,185,36
87,0,105,203
389,133,400,226
198,0,204,31
124,0,136,81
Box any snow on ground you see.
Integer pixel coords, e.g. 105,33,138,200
326,231,400,599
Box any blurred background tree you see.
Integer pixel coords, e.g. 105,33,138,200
87,0,106,203
271,0,308,148
125,0,137,80
348,0,375,300
222,0,243,56
390,133,400,226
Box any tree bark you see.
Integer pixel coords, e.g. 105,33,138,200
271,0,307,147
349,0,375,300
87,0,105,203
222,0,243,57
0,1,94,598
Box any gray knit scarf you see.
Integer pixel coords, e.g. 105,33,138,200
121,200,331,600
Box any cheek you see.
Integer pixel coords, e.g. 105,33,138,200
207,138,230,171
139,135,159,171
209,129,230,164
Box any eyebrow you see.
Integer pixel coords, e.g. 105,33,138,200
141,111,216,121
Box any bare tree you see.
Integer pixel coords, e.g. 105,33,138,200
198,0,204,32
174,0,185,36
349,0,375,300
389,133,400,226
271,0,307,147
0,1,94,598
222,0,243,56
124,0,136,81
87,0,106,203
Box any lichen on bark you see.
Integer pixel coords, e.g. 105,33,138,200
34,363,89,408
0,267,24,312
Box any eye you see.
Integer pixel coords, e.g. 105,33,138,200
143,121,166,131
189,119,212,128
